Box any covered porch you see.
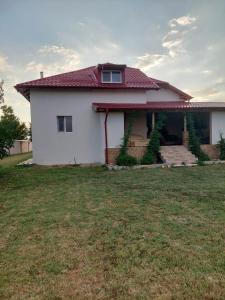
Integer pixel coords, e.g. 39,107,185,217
126,111,210,148
93,101,225,164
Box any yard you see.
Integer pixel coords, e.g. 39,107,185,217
0,159,225,299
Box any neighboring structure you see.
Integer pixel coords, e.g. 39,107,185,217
10,140,32,155
15,63,225,165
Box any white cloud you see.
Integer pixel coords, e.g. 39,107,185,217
135,54,167,70
26,45,81,76
162,35,184,58
201,70,212,75
136,15,197,71
169,16,196,28
0,53,11,72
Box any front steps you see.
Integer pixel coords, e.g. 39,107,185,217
160,145,198,165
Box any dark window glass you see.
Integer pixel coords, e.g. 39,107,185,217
112,71,121,83
65,116,72,132
57,116,64,132
102,71,111,82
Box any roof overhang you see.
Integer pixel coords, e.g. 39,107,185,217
93,101,225,112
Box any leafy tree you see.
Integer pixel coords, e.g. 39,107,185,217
0,80,4,104
28,123,32,141
0,105,28,159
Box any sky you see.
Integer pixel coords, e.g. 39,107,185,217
0,0,225,123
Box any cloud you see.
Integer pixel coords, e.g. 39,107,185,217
136,15,197,70
189,78,225,101
162,16,197,57
162,32,184,58
26,45,81,76
0,53,11,72
135,54,167,70
201,70,213,75
169,16,196,28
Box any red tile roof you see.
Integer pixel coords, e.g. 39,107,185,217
15,64,160,100
149,77,192,100
93,101,225,112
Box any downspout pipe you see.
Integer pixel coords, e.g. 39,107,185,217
104,109,109,165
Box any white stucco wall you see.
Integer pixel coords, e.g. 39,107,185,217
31,89,145,165
147,88,181,102
30,86,187,165
107,112,124,148
211,111,225,144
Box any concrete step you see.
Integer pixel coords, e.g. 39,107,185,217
160,146,198,165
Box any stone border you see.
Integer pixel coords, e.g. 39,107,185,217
107,160,225,170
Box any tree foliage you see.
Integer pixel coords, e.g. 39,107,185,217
0,80,4,105
186,113,209,162
0,105,29,159
141,113,166,164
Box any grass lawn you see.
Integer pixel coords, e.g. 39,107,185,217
0,162,225,299
0,152,32,168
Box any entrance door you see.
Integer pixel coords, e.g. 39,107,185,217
159,112,183,145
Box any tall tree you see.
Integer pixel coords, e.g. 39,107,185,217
0,105,28,159
0,80,4,104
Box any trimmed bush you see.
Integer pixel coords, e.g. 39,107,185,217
116,153,138,166
141,113,166,164
116,112,137,166
219,133,225,160
186,113,210,162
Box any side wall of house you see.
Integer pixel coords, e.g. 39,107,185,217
30,89,145,165
146,87,181,102
211,111,225,144
30,87,185,165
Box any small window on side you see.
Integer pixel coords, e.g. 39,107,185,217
57,116,64,132
57,116,72,132
65,116,72,132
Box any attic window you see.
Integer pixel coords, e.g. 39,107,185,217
101,70,122,83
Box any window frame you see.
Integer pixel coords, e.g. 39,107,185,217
57,116,73,133
101,70,122,83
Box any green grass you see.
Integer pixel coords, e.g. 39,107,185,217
0,152,32,168
0,163,225,299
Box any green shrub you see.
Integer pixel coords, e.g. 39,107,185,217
116,153,138,166
141,113,166,164
116,112,137,166
219,133,225,160
186,113,210,162
141,151,154,165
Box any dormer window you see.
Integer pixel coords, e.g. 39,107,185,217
101,70,122,83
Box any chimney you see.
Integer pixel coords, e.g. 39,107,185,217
40,71,44,79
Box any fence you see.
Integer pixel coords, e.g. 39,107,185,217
9,140,32,155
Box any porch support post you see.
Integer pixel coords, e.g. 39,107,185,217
152,112,155,129
104,110,109,165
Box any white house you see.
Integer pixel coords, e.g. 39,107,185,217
15,63,225,165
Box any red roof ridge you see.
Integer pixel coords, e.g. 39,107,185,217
93,101,225,112
149,76,192,100
16,64,193,101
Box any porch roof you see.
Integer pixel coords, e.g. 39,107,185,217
93,101,225,112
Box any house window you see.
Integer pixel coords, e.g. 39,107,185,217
57,116,72,132
101,70,122,83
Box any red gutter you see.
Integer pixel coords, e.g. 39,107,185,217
104,110,109,165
